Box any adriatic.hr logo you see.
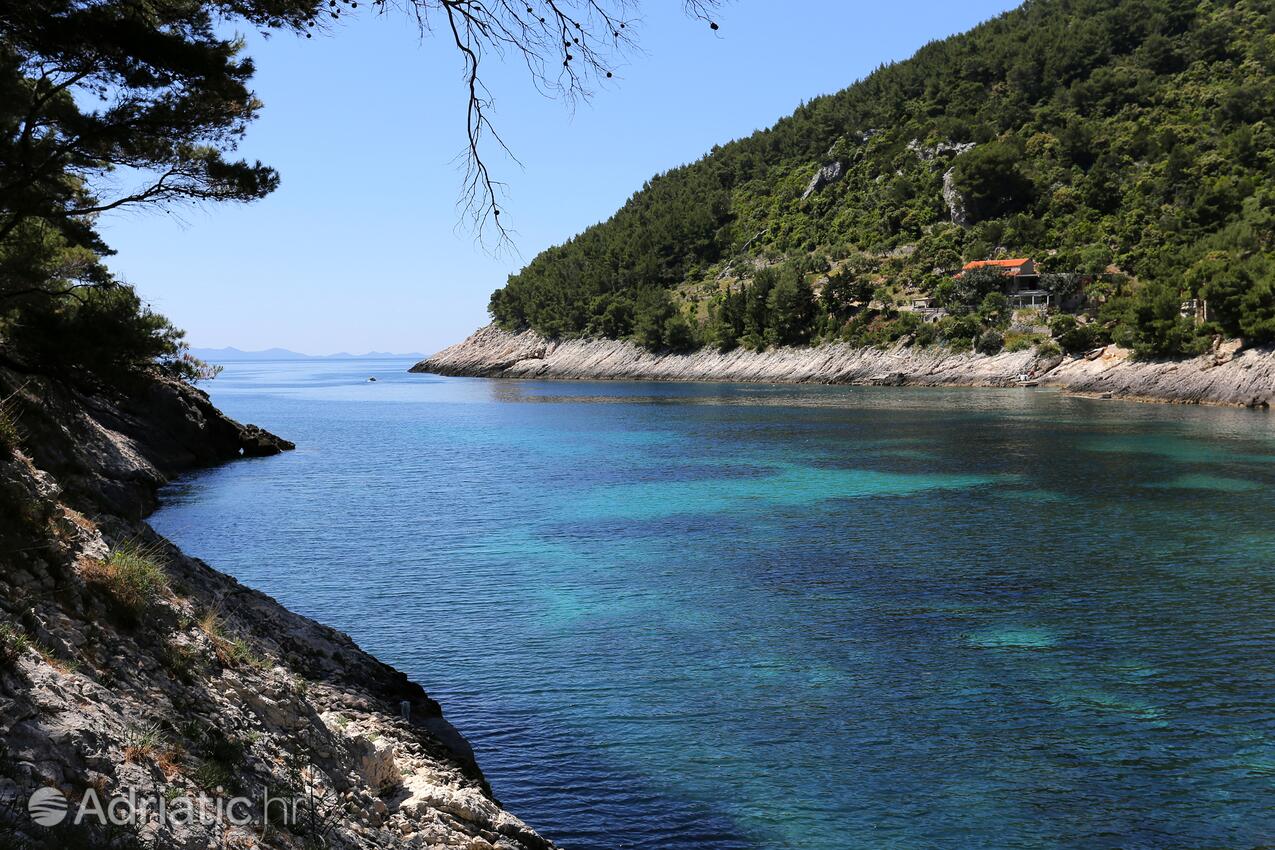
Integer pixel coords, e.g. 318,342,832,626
23,785,305,832
27,787,68,827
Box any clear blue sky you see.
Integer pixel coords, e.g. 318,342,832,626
96,0,1020,356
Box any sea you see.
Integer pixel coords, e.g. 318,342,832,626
150,357,1275,850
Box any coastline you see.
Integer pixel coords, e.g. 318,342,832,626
413,324,1275,409
0,366,552,849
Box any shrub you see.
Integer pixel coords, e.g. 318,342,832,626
976,329,1005,355
1049,314,1105,354
1042,272,1085,302
663,314,699,352
978,292,1012,330
1239,279,1275,344
1003,331,1043,352
193,760,235,791
182,722,245,792
949,142,1036,222
913,322,939,347
1126,283,1210,359
939,314,983,345
822,268,873,320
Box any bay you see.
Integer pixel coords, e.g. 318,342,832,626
151,358,1275,850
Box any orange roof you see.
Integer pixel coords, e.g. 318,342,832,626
962,258,1030,270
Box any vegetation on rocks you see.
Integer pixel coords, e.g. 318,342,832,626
0,622,31,668
489,0,1275,358
0,393,20,455
81,543,170,622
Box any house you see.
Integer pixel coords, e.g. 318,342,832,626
898,294,947,323
957,258,1053,309
960,258,1038,279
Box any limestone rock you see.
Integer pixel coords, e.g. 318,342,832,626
800,161,844,199
415,325,1275,408
942,167,970,226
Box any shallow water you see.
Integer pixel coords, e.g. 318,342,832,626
151,359,1275,850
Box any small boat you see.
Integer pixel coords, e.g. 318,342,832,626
367,377,377,382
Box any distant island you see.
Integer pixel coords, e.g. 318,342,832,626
190,346,426,362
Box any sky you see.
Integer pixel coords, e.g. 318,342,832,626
96,0,1022,356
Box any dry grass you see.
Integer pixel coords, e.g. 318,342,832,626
155,746,186,780
35,644,80,675
198,608,267,670
62,507,97,532
1,620,83,675
0,391,23,455
122,722,166,763
197,607,224,640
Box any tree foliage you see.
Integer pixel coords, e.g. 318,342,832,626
0,0,722,384
490,0,1275,358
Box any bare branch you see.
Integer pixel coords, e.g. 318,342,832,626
378,0,722,249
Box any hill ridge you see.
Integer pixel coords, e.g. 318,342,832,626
485,0,1275,361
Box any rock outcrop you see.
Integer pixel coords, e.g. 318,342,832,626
2,368,295,519
1046,343,1275,407
800,161,844,199
941,167,969,226
413,325,1275,408
0,366,552,850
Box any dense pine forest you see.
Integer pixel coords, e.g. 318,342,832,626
489,0,1275,358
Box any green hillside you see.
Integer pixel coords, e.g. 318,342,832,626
489,0,1275,358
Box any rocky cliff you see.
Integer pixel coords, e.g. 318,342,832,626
414,325,1275,408
0,366,552,850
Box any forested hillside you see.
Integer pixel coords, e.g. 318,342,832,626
489,0,1275,358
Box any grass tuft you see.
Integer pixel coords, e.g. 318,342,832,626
198,609,267,670
0,390,24,455
159,638,203,683
192,759,235,791
122,722,166,763
83,542,170,618
0,622,32,668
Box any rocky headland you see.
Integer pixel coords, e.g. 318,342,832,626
0,366,552,849
414,325,1275,409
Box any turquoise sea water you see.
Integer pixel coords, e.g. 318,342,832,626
150,359,1275,850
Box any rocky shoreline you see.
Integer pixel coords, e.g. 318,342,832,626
0,366,552,849
414,325,1275,409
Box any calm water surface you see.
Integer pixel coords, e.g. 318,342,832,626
151,359,1275,850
